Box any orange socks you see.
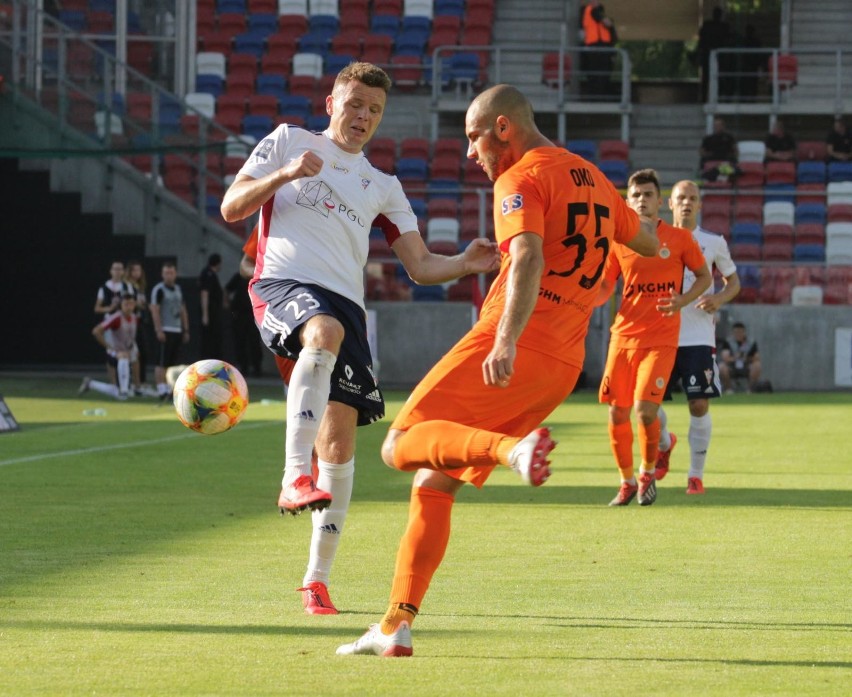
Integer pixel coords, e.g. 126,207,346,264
380,486,454,634
392,420,506,471
609,420,634,481
638,417,661,473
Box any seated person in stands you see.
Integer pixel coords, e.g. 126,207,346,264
826,117,852,162
700,117,740,182
764,119,796,161
718,321,761,393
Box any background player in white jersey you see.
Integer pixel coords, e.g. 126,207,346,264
655,181,741,494
220,62,499,615
80,293,141,399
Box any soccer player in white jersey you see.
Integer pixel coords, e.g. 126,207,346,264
655,181,741,494
220,62,500,615
80,293,141,399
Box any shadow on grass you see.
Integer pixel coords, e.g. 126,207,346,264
457,485,852,509
0,618,345,637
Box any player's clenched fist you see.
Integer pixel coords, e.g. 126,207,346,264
282,151,323,180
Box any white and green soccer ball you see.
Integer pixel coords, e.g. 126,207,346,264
173,359,249,435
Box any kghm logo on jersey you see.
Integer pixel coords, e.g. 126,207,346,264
501,193,524,215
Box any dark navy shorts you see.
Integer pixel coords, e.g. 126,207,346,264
251,278,384,426
664,345,722,401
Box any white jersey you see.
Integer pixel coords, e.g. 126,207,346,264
100,310,138,357
678,225,737,347
240,125,419,309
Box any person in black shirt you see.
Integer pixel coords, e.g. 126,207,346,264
199,253,226,359
765,118,796,162
827,117,852,162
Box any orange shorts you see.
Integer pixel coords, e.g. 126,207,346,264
598,345,677,408
392,328,581,487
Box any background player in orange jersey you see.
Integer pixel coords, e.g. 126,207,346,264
336,84,659,657
595,169,712,507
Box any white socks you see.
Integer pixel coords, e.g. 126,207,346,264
688,413,712,479
658,406,671,452
87,379,120,399
303,458,355,586
283,347,337,484
117,358,130,395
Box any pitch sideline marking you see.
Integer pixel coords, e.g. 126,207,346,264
0,421,272,467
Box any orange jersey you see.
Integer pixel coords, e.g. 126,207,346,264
477,147,640,369
243,224,259,259
603,219,706,349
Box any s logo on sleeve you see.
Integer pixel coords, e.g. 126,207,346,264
501,194,524,215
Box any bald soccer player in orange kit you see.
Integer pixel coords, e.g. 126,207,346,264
336,84,659,657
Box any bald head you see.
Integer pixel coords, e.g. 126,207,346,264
468,84,535,127
669,179,702,230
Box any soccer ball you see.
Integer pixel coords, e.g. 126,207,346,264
172,359,249,435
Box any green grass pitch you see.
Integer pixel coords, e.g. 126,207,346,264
1,375,850,695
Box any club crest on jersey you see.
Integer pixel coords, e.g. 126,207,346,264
655,377,666,389
501,193,524,215
361,177,371,189
659,246,671,259
251,138,274,162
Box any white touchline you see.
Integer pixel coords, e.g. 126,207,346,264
0,421,271,467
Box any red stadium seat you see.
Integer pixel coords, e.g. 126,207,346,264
542,52,571,89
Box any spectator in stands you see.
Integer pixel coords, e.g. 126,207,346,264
219,61,500,619
764,118,796,161
697,7,732,101
826,117,852,162
198,253,226,359
718,321,761,393
700,116,740,182
94,260,132,318
581,1,618,99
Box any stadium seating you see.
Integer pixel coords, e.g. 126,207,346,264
763,201,794,227
794,223,826,245
796,161,826,184
793,243,826,263
737,140,766,163
566,139,596,161
731,222,762,246
828,162,852,183
795,202,827,226
767,53,798,90
796,141,827,161
542,52,571,89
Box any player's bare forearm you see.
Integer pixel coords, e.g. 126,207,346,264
483,235,541,387
395,234,499,285
221,152,323,222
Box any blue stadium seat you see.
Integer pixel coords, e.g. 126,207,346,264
241,114,274,140
566,139,597,161
248,14,278,37
324,53,356,75
278,95,312,122
448,52,482,88
412,284,446,301
731,222,763,246
795,202,827,225
196,74,225,97
408,197,427,219
396,157,429,180
217,0,246,12
394,30,429,56
423,55,452,89
427,178,462,201
598,160,628,188
828,161,852,183
306,114,331,131
370,14,400,38
797,161,826,184
298,32,331,57
793,243,826,262
255,73,288,100
763,183,796,203
58,10,87,31
233,33,267,59
434,0,465,17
